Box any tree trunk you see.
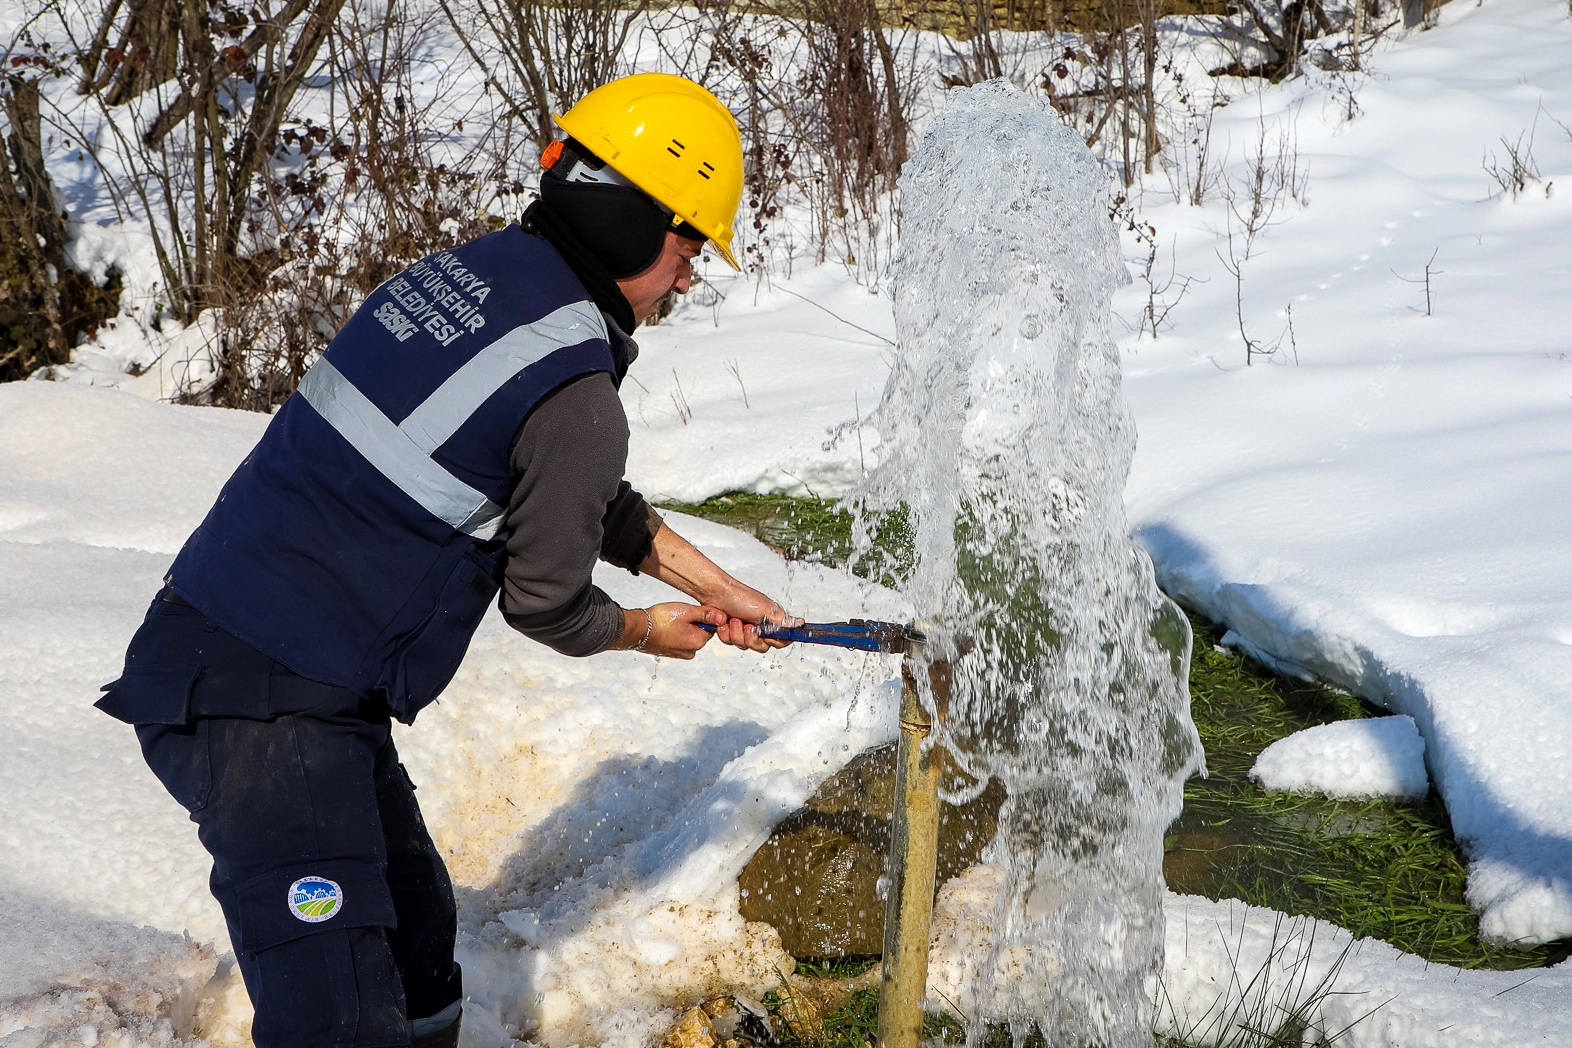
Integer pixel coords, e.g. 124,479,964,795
0,78,68,379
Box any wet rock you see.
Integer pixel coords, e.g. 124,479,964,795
690,996,775,1048
738,743,1006,957
773,982,823,1040
661,1005,717,1048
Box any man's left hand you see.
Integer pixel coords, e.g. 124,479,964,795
708,582,803,653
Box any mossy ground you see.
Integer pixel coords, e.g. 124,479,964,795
661,492,1568,1045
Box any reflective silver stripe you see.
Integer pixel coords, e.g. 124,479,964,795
399,301,607,453
297,359,507,539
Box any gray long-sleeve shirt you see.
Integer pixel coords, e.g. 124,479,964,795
500,369,662,656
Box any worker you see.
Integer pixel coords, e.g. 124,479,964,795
96,73,796,1048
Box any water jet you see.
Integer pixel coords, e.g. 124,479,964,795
859,80,1203,1047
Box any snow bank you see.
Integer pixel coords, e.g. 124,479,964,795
1155,893,1572,1048
0,382,907,1045
0,892,224,1048
1120,0,1572,946
1250,716,1428,801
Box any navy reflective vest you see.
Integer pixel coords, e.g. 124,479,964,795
168,225,630,722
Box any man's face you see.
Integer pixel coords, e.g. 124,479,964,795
616,232,706,325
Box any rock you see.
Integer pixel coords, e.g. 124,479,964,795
773,982,823,1040
697,996,774,1048
738,743,1006,957
661,1005,717,1048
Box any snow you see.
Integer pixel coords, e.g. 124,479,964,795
6,0,1572,1043
0,891,224,1047
1250,715,1429,801
932,869,1572,1047
620,267,893,502
0,382,907,1045
1117,0,1572,948
635,0,1572,950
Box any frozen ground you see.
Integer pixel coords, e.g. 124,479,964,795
1250,715,1429,802
6,0,1572,1044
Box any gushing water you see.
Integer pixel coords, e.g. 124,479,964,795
858,82,1203,1046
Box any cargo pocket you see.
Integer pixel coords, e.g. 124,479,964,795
379,541,505,716
224,859,398,956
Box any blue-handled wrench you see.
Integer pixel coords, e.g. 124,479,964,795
696,618,922,654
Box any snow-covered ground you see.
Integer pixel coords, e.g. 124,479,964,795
1121,0,1572,949
6,0,1572,1044
6,379,1566,1048
626,0,1572,950
0,382,907,1044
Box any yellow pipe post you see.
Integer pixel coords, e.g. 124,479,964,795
877,659,947,1048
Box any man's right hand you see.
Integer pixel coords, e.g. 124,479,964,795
619,604,726,659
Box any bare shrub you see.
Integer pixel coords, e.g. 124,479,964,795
36,0,520,407
192,0,517,408
0,60,122,380
1391,247,1439,316
649,0,917,281
64,0,348,331
1162,83,1225,206
1483,127,1543,201
1218,225,1276,366
1221,108,1308,259
437,0,649,150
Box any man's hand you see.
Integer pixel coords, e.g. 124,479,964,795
619,603,726,660
705,580,803,653
638,522,803,654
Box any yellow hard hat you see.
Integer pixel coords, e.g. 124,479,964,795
553,73,743,271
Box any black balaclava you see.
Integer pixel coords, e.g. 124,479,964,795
524,138,705,333
522,197,638,336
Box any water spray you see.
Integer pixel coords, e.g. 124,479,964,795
855,80,1203,1047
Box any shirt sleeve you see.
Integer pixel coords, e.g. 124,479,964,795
502,371,648,657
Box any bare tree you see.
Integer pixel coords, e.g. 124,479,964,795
70,0,347,329
1,75,70,378
437,0,651,149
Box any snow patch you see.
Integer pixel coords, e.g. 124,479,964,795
1251,716,1429,802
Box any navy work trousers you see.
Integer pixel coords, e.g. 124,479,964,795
102,596,462,1047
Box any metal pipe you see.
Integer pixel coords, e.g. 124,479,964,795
877,658,948,1048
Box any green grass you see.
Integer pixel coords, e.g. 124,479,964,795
659,492,913,588
665,492,1569,1045
764,981,965,1048
1171,614,1570,970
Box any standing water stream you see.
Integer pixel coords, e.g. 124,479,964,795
857,82,1204,1047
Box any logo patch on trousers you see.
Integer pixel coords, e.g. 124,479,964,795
288,876,343,922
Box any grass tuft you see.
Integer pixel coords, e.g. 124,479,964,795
659,492,913,588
